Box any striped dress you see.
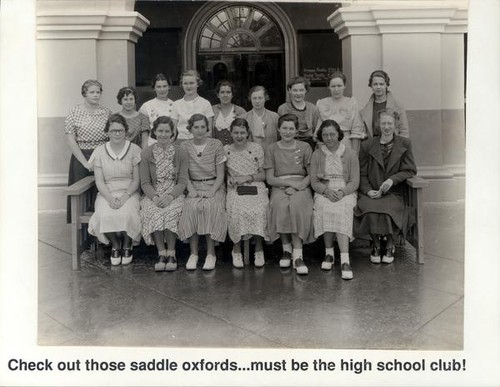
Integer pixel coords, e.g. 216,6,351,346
177,138,228,242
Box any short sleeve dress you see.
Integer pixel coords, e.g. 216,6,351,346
139,143,186,245
87,141,142,245
315,97,365,149
264,141,315,244
171,96,215,140
225,142,269,244
312,144,357,239
122,112,150,146
177,138,227,242
212,104,246,145
64,104,112,223
139,98,174,128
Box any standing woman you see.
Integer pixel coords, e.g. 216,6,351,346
244,86,279,152
315,71,365,151
212,80,246,145
354,109,416,264
171,70,214,141
278,76,320,150
139,73,174,128
360,70,409,138
65,79,111,223
116,87,150,148
87,114,142,265
265,113,314,275
140,116,188,272
310,120,359,280
225,118,269,268
177,114,227,271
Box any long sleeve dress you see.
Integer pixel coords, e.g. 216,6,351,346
139,143,188,245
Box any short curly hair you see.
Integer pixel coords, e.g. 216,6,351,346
81,79,102,97
286,76,310,92
248,85,269,102
116,87,137,105
368,70,391,88
278,113,299,130
150,116,177,140
104,113,129,134
181,70,203,86
316,119,344,142
187,113,210,132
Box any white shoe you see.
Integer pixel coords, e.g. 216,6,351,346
202,254,217,271
279,251,292,268
186,255,199,270
232,252,244,268
293,258,309,275
254,251,265,268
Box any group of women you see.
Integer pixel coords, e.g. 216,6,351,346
65,69,416,280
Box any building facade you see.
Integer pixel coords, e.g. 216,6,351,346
37,0,467,210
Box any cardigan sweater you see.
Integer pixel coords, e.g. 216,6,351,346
310,144,360,196
139,143,188,200
360,91,410,138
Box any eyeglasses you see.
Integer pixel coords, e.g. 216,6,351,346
109,129,126,134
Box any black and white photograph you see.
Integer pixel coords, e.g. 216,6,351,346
0,0,499,385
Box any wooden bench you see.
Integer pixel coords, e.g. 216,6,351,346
65,175,429,270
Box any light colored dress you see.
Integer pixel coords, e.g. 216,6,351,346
88,141,142,245
264,141,315,244
171,96,214,140
225,142,269,243
177,138,227,242
139,98,174,128
313,144,357,239
316,96,364,149
140,144,185,245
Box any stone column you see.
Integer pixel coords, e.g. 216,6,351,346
37,0,149,210
329,1,467,201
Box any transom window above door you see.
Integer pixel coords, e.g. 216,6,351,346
199,5,284,52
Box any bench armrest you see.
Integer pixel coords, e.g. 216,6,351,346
407,176,429,189
65,176,96,196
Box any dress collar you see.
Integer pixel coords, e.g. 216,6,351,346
105,140,131,160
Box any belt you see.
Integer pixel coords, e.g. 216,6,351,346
191,177,216,182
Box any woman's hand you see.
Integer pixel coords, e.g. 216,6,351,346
108,196,121,209
84,161,93,172
380,178,394,194
367,190,382,199
325,189,344,202
227,176,235,189
284,187,297,195
288,181,302,191
232,175,252,186
201,188,216,198
117,193,130,207
187,189,198,198
157,194,174,208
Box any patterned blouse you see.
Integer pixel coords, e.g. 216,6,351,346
65,105,112,150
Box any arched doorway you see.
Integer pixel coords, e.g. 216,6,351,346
185,3,297,111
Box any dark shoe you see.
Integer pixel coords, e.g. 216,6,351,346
279,251,292,268
110,248,121,266
165,256,178,271
370,246,382,264
154,255,167,272
321,254,334,271
382,246,395,264
121,247,133,265
293,257,308,275
341,263,353,280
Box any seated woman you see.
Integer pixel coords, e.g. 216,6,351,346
140,116,188,272
177,114,227,271
310,120,359,280
225,118,269,268
116,86,150,148
212,80,246,145
265,113,315,275
360,70,410,138
87,114,142,266
243,86,279,152
354,109,417,264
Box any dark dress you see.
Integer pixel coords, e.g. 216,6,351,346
353,135,417,239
